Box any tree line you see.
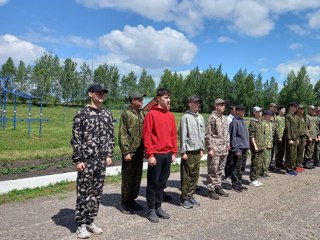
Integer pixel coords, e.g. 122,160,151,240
1,52,319,113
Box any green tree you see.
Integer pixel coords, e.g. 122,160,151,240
16,60,29,92
120,71,137,97
313,80,320,105
263,76,279,108
94,64,120,99
60,58,80,105
138,69,155,96
79,62,93,106
1,57,17,90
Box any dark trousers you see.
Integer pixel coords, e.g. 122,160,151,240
275,138,286,168
75,159,106,226
224,151,233,179
231,150,247,186
180,150,201,200
121,144,144,204
146,153,172,209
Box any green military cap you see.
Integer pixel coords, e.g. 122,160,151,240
214,98,226,105
129,91,146,101
298,104,305,109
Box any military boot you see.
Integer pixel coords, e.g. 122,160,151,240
208,190,220,200
215,186,229,197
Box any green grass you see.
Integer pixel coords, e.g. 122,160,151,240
0,104,210,163
0,160,208,205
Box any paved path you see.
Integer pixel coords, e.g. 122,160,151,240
1,166,320,240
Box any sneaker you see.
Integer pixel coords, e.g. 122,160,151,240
232,184,242,193
287,170,298,176
304,164,314,169
224,177,232,183
208,190,220,200
239,185,248,191
76,224,91,239
215,187,229,197
250,180,261,187
313,162,320,167
180,199,193,209
295,167,304,173
257,180,263,186
129,200,144,211
119,203,134,214
156,207,170,219
147,209,159,223
163,192,173,202
86,223,103,235
189,197,200,207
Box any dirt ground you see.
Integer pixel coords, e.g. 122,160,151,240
1,166,320,240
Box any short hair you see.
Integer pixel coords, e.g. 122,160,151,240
229,105,236,111
157,88,171,97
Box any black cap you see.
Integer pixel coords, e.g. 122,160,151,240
288,102,298,107
263,110,273,116
87,84,108,94
235,104,245,111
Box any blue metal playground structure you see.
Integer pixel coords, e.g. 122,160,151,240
0,76,46,137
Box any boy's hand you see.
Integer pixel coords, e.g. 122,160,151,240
106,157,112,166
76,162,86,172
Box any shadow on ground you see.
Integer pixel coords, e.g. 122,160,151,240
51,208,77,233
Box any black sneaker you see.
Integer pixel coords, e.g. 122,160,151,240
232,184,243,193
163,192,173,202
189,197,200,207
215,187,229,197
239,185,248,191
156,208,170,219
208,190,220,200
180,199,193,209
119,203,134,214
313,162,320,167
147,209,159,223
129,200,144,211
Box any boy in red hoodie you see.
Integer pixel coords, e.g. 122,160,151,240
143,88,178,223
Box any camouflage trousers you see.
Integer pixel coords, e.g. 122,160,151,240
121,144,144,204
250,149,264,181
285,141,298,170
305,139,316,160
75,159,106,226
180,150,201,200
297,136,307,165
262,148,272,173
207,154,227,190
275,138,285,168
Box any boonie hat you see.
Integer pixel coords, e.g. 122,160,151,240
87,84,108,93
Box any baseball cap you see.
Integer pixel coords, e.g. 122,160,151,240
129,91,146,101
269,103,277,107
214,99,226,105
87,84,108,93
188,95,201,103
288,102,298,107
308,105,316,110
298,104,305,109
235,104,246,111
263,110,273,116
253,106,263,113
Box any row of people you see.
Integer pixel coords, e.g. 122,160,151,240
71,84,320,239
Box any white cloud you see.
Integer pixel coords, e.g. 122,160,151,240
288,24,311,36
77,0,320,37
307,10,320,29
289,42,303,50
217,36,236,43
259,67,269,73
68,36,95,48
0,34,45,65
276,58,320,84
0,0,8,7
99,25,197,68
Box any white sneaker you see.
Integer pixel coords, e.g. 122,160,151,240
86,223,103,235
257,180,263,186
250,180,261,187
76,224,91,239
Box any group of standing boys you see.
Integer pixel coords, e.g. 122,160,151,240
71,84,320,239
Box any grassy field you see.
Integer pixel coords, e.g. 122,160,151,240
0,104,208,163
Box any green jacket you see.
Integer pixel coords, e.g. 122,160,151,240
275,115,285,140
306,114,318,139
285,112,299,141
249,119,265,150
296,115,308,137
118,106,145,155
263,120,274,149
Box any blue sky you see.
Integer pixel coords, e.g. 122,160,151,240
1,0,320,86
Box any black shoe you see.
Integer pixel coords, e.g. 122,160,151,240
239,185,248,191
208,190,220,200
215,186,229,197
313,162,320,167
119,203,134,214
180,199,193,209
156,208,170,219
189,197,200,207
147,209,159,223
304,164,314,169
129,200,144,211
232,185,243,193
163,192,173,202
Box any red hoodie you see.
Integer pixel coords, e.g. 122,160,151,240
143,105,178,158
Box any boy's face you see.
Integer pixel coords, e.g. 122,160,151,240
157,94,171,110
279,108,286,115
254,111,262,118
132,98,143,109
189,101,200,113
297,108,304,115
88,91,106,104
236,110,245,117
215,103,225,114
264,115,272,121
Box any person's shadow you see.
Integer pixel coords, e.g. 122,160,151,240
51,208,77,233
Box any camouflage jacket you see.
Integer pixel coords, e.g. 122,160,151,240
275,115,285,140
71,105,115,164
180,111,205,153
284,112,299,141
296,115,308,137
205,111,229,155
248,119,265,150
263,120,274,149
119,106,145,155
305,114,318,139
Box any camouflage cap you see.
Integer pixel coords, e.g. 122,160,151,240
269,103,277,107
308,105,316,110
214,98,226,105
298,104,305,109
188,95,201,103
129,91,146,101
